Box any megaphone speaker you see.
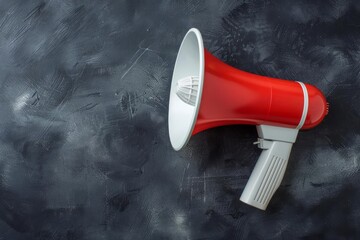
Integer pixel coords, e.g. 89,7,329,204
168,28,328,210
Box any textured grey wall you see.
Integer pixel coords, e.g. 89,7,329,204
0,0,359,239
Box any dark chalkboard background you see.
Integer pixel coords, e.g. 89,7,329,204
0,0,359,239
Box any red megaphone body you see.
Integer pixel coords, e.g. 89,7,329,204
168,28,328,210
194,50,328,135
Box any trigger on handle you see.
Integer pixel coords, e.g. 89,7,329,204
254,138,272,149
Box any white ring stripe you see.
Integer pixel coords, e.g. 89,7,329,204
296,81,309,129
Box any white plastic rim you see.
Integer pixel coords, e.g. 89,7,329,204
295,81,309,130
168,28,205,151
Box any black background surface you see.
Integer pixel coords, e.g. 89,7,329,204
0,0,359,239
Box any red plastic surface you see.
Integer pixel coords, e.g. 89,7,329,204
192,50,328,135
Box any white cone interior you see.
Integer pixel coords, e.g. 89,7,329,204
168,28,204,150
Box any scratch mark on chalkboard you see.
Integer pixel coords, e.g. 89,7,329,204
31,91,40,106
120,48,148,80
73,103,99,113
24,2,46,21
180,162,190,192
203,171,207,203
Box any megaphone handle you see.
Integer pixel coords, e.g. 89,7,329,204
240,125,298,210
240,140,293,210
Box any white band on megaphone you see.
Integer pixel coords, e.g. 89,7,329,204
296,81,309,130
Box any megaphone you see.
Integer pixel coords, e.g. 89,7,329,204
168,28,328,210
